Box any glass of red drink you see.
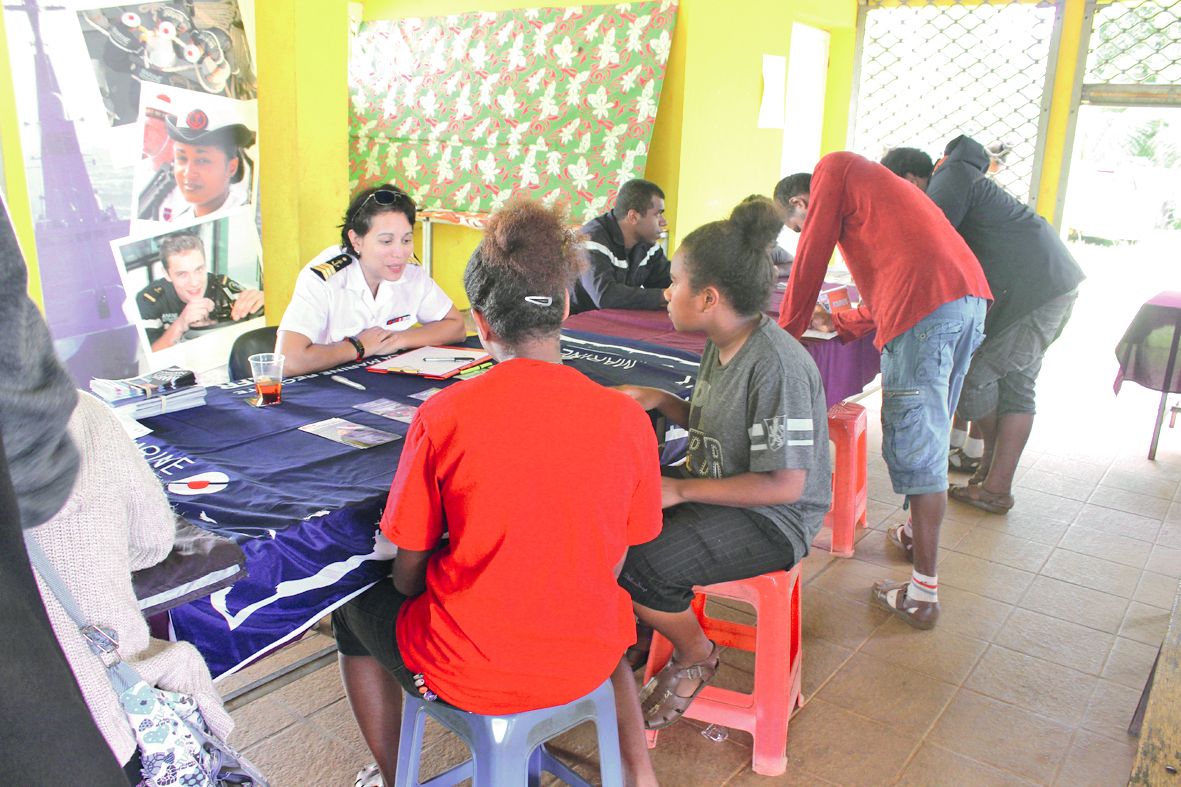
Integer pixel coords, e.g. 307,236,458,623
248,352,284,405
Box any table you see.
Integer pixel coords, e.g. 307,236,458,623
563,304,881,408
140,333,701,678
1114,291,1181,460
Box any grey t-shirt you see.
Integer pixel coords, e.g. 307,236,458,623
683,315,831,556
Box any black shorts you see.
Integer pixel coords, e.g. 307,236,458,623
617,502,797,613
331,579,421,696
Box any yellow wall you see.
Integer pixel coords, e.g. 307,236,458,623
257,0,352,323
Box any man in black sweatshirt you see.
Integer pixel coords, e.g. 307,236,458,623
882,136,1085,515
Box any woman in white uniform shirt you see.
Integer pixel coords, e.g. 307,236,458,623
277,186,466,375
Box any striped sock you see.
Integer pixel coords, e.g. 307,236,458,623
908,570,938,603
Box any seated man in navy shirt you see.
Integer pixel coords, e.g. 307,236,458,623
570,179,671,313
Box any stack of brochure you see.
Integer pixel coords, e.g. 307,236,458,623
90,366,206,419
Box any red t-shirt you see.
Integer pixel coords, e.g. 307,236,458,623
778,151,992,349
382,358,662,714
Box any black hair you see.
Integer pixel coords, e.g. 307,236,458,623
773,173,812,206
339,184,417,254
463,199,585,345
679,198,779,317
880,147,934,179
612,179,665,219
158,232,205,272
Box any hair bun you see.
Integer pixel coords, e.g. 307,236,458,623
729,196,780,253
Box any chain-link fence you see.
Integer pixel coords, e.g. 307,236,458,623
1087,0,1181,85
852,0,1059,201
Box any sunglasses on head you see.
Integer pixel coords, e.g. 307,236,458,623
361,188,415,210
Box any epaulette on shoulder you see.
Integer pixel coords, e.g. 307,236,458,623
140,285,165,304
311,253,354,281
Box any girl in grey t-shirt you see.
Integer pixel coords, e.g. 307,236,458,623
617,198,831,732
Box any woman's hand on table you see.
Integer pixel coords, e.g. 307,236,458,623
356,326,403,357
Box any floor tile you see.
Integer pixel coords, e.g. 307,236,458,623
835,528,912,571
228,697,301,750
936,551,1036,604
814,651,957,735
1032,454,1110,485
783,699,920,786
1081,678,1143,742
241,720,369,787
896,742,1037,786
1056,524,1153,569
1038,548,1142,598
992,608,1115,675
800,588,889,652
934,585,1015,642
1001,488,1085,525
642,718,755,787
1145,543,1181,577
928,689,1072,784
1100,466,1181,500
1016,467,1094,502
964,645,1096,726
973,508,1070,546
951,528,1053,573
307,698,374,758
1156,519,1181,548
1133,570,1179,609
269,661,347,718
1017,575,1130,634
1071,504,1163,543
1088,486,1172,520
1053,728,1139,787
215,632,336,694
1117,600,1172,646
860,617,990,685
1101,636,1160,691
801,637,854,698
809,557,910,606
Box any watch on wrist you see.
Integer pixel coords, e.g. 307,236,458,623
346,335,364,361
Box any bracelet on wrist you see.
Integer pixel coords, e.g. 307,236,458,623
346,335,365,361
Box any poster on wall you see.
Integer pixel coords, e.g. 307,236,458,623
1,0,258,386
111,211,264,372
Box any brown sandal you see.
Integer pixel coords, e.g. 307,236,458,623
872,580,939,630
887,522,914,562
638,642,720,730
949,483,1014,514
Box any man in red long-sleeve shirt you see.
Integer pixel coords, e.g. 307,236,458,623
773,152,992,629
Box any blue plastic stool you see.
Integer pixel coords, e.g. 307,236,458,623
393,677,624,787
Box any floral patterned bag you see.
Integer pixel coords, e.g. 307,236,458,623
25,534,267,787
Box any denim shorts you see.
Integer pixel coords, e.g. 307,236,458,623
880,296,986,495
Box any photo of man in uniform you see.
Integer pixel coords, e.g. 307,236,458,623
135,232,262,351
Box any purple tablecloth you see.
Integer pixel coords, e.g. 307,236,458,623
563,299,881,408
1114,291,1181,395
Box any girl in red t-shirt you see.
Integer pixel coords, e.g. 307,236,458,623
332,200,662,787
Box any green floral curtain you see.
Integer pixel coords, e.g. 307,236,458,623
349,2,677,223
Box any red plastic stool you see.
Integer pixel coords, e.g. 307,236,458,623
642,566,803,776
815,401,868,557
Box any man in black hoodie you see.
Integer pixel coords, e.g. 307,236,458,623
882,136,1084,515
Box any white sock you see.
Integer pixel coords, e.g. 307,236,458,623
908,570,938,603
963,437,984,459
949,428,966,449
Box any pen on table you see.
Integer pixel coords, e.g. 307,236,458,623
423,356,476,362
330,375,367,391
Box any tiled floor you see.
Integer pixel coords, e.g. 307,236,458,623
221,242,1180,785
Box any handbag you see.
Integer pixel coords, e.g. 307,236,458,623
24,534,268,787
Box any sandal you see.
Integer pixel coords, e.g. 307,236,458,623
638,642,720,730
887,522,913,562
354,763,382,787
871,580,939,630
947,447,981,474
949,483,1014,514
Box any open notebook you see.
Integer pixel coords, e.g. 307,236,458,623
366,345,492,380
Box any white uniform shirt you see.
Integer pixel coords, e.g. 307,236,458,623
278,245,455,344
